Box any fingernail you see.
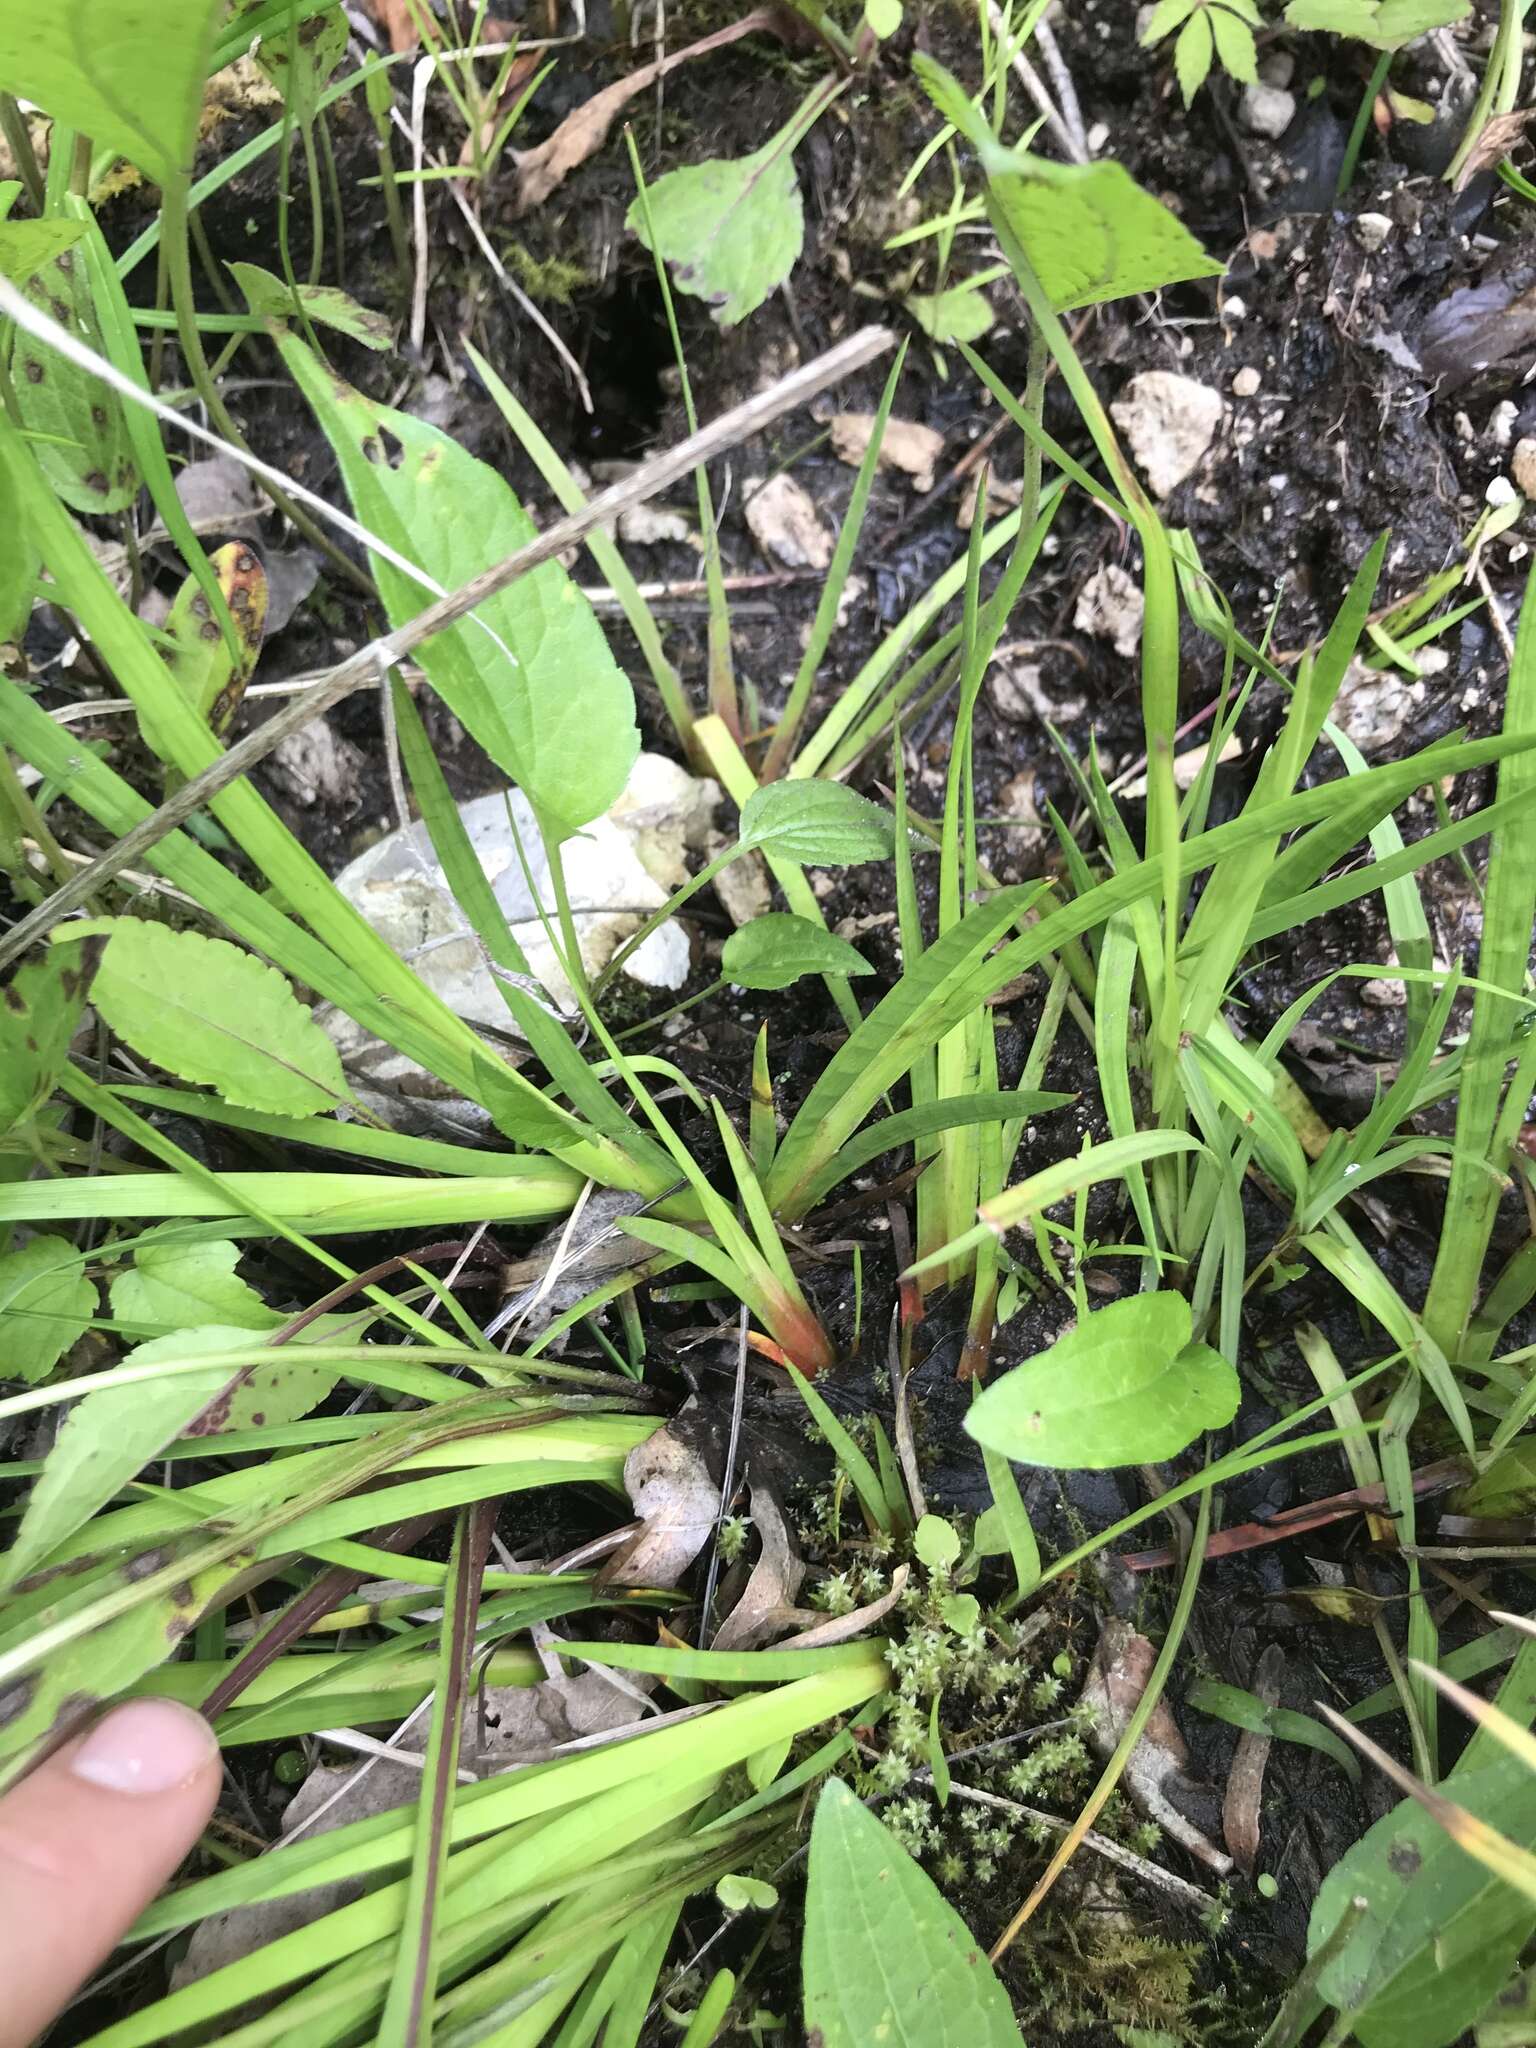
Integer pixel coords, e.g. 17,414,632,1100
69,1699,218,1796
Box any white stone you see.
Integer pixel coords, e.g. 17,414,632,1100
1334,660,1415,753
1361,977,1408,1009
1491,398,1519,447
1353,211,1393,252
1074,563,1145,660
1259,50,1295,89
1488,474,1519,508
617,502,693,547
1239,83,1295,139
1110,371,1224,498
1232,366,1262,398
331,752,721,1028
1221,295,1248,322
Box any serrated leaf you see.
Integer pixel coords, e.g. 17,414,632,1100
229,260,392,350
803,1779,1024,2047
67,919,351,1117
0,1234,96,1386
0,0,223,185
914,55,1224,309
109,1238,280,1335
965,1291,1239,1468
1310,1759,1536,2047
277,329,638,834
905,281,995,344
740,781,896,864
1175,10,1215,103
628,132,804,328
914,1512,962,1570
4,220,139,515
3,1323,338,1591
1140,0,1200,39
0,940,99,1136
721,913,873,992
1284,0,1467,46
939,1591,980,1633
1209,5,1258,83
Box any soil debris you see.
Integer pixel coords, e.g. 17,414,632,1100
1110,372,1224,499
829,412,944,493
744,472,834,570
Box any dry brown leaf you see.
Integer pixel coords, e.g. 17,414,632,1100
595,1405,720,1590
711,1488,805,1651
744,473,833,570
1453,108,1536,191
829,413,945,493
1078,1618,1233,1875
1221,1643,1284,1874
514,10,776,214
361,0,422,53
777,1562,910,1649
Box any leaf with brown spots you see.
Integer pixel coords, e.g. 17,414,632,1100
0,938,100,1135
1307,1748,1536,2046
0,218,139,515
1,1323,336,1596
139,543,267,771
228,261,392,352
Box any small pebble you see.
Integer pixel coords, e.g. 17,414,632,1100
1086,120,1109,154
1221,295,1248,322
1232,366,1262,398
1512,437,1536,497
1239,82,1296,139
1487,474,1519,509
1490,398,1519,448
1353,211,1393,252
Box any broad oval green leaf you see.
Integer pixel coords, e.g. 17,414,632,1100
906,281,995,344
721,913,872,992
277,330,638,834
0,1233,96,1386
740,781,896,865
0,939,99,1136
0,0,223,185
66,919,351,1117
1310,1759,1536,2048
803,1778,1024,2047
913,54,1224,309
965,1292,1239,1468
628,133,805,328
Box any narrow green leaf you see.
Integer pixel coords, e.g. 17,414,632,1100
1186,1679,1361,1781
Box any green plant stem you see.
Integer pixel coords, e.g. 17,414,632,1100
0,747,73,894
1448,0,1533,184
159,177,369,588
189,206,240,316
67,131,93,199
0,96,45,213
301,118,326,287
615,979,725,1040
1337,50,1390,200
318,112,347,289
